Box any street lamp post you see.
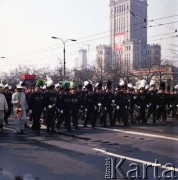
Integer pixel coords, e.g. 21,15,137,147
52,36,76,79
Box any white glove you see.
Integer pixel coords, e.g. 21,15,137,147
104,107,107,111
138,106,140,109
60,110,63,114
176,105,178,108
85,108,87,112
116,106,120,110
112,100,115,103
44,108,46,111
29,110,32,114
48,105,52,109
98,103,102,107
147,105,149,108
156,105,159,109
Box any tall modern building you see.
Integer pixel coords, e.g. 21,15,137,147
146,44,161,67
110,0,148,69
75,49,87,70
96,45,112,71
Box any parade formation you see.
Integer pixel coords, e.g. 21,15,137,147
0,77,178,135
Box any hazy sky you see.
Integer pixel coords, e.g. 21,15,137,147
0,0,178,74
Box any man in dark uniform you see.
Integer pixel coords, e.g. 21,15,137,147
125,83,135,125
83,81,96,128
114,79,129,126
146,81,158,124
70,81,80,130
56,82,65,130
28,86,44,134
171,86,178,119
76,84,85,122
156,82,167,123
3,85,12,125
43,78,58,133
102,80,115,127
62,81,72,131
166,85,172,117
136,85,148,124
94,82,106,127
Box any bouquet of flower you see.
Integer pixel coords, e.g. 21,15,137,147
15,107,22,119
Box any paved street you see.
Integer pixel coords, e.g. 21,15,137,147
0,118,178,180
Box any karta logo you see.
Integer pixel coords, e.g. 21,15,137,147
114,33,125,51
105,158,178,179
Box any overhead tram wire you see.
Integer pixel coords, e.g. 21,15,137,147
6,22,178,61
6,17,178,59
5,33,177,65
2,35,178,68
53,35,178,58
4,14,178,60
76,14,178,40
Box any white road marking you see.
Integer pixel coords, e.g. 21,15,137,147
97,127,178,142
93,148,178,172
3,127,16,132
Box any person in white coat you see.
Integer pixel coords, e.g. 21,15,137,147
0,84,8,131
11,84,28,134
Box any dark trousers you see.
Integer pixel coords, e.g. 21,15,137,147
102,109,113,126
32,111,42,131
64,111,71,131
140,107,146,124
56,112,64,129
146,105,156,123
4,108,11,124
156,107,167,121
84,110,94,127
71,110,78,129
114,108,128,126
46,108,56,131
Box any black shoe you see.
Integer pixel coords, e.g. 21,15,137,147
25,124,30,129
83,125,88,128
17,131,24,135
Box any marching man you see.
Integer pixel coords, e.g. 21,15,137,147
0,83,8,131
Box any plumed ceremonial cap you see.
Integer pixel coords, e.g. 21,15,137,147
70,81,77,90
62,81,70,90
95,82,102,90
